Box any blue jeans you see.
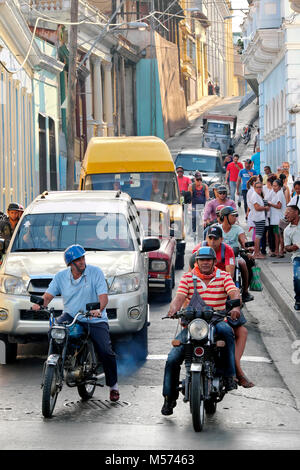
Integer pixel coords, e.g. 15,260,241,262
229,181,237,201
162,322,236,400
293,257,300,304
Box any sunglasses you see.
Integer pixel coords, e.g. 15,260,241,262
218,191,227,195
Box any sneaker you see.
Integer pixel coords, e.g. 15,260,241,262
242,292,254,302
224,377,238,392
161,398,177,416
110,389,120,402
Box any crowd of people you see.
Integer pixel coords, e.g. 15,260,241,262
176,151,300,312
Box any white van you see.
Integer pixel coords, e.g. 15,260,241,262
0,191,159,363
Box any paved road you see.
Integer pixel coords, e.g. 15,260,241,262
1,98,300,451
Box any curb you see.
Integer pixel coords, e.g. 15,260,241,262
256,260,300,336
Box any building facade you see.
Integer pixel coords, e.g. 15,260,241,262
242,0,300,177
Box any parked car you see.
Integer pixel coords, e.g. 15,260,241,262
174,148,225,195
135,201,176,302
0,190,160,363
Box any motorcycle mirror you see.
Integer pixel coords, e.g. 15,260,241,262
201,306,214,321
30,295,44,306
226,299,241,310
86,302,100,311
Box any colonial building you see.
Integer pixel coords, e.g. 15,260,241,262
242,0,300,176
0,0,63,211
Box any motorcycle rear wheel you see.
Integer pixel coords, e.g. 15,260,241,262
77,340,96,401
42,364,60,418
191,372,205,432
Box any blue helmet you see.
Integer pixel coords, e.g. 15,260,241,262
64,245,86,266
195,246,216,260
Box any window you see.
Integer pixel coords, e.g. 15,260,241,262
12,212,135,252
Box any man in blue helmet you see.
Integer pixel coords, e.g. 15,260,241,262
32,244,119,402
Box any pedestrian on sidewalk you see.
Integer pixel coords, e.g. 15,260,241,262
267,179,286,257
261,175,277,255
236,159,257,213
284,205,300,310
250,180,269,259
251,147,261,174
223,148,234,171
176,166,190,193
262,165,272,184
225,154,243,201
288,180,300,208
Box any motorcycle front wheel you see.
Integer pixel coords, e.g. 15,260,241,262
191,372,205,432
77,340,96,401
42,364,60,418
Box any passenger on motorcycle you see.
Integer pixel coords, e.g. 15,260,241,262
192,225,235,279
219,206,254,303
203,185,237,228
32,244,120,402
190,224,255,389
161,246,240,416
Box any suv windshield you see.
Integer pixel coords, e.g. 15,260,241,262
85,172,180,204
175,155,222,173
206,122,230,135
11,213,135,252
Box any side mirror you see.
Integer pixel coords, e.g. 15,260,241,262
141,237,160,252
86,302,100,311
30,295,44,306
226,299,241,311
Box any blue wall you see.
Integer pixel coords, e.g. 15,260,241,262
136,59,164,139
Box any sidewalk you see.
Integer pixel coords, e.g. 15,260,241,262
255,254,300,336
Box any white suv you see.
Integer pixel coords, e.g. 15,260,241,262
0,191,159,363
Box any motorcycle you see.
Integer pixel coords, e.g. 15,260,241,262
232,241,255,295
162,298,240,432
241,125,252,144
30,295,105,418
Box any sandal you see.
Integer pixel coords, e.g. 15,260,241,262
237,375,255,388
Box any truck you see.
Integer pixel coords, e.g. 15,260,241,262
201,114,237,155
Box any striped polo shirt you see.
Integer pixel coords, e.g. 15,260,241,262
177,270,238,310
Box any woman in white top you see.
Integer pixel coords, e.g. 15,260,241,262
246,175,258,240
262,174,277,256
250,181,270,259
267,179,287,257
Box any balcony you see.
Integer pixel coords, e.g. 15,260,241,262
242,28,283,78
21,1,107,24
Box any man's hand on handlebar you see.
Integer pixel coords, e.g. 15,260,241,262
230,309,241,321
90,309,102,318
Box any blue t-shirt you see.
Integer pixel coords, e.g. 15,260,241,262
251,152,260,174
239,168,257,190
47,264,108,323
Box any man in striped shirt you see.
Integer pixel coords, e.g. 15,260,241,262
161,247,241,416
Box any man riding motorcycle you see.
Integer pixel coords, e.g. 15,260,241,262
161,246,240,416
219,206,254,303
32,244,120,402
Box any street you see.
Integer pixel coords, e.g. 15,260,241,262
1,97,300,451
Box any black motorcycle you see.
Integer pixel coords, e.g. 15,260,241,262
30,295,104,418
163,298,240,432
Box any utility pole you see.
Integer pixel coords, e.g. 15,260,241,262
66,0,78,190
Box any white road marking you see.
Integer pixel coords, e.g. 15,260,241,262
147,354,272,363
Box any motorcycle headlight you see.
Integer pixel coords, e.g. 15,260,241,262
150,260,168,272
188,319,209,340
50,327,66,341
109,273,140,295
0,275,28,295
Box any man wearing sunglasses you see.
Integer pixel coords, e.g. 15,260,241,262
203,185,237,227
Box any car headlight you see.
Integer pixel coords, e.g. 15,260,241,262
109,273,140,295
51,327,66,341
188,319,209,340
150,260,168,272
0,275,28,295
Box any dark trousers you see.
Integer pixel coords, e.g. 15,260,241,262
261,223,275,254
57,313,118,387
293,257,300,304
242,189,248,212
